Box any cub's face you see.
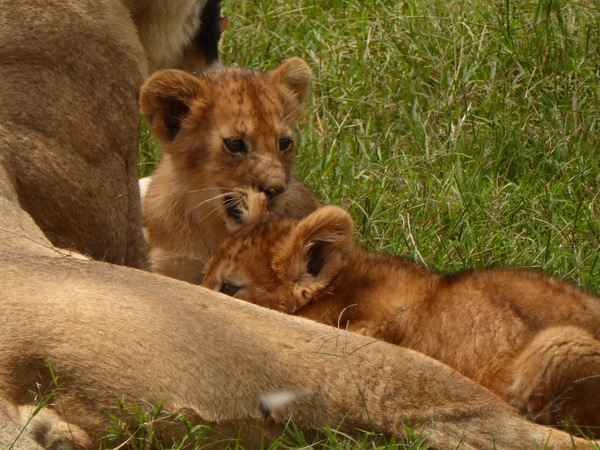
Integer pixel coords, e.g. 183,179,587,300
202,219,300,312
140,58,312,227
202,206,355,314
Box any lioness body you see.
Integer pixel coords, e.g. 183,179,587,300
203,206,600,432
0,0,222,268
141,59,320,283
2,245,596,449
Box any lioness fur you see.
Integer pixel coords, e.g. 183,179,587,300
0,1,597,448
2,235,597,449
202,205,600,434
140,58,320,283
0,0,223,268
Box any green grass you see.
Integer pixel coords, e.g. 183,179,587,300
141,0,599,291
101,401,428,450
136,0,599,446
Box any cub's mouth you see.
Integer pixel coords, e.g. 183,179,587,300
222,189,285,232
223,195,244,224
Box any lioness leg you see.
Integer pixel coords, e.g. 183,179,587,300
507,326,600,434
2,403,91,449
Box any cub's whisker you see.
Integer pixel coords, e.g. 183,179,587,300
184,187,226,195
189,193,231,213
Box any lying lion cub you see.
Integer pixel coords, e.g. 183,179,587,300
140,58,321,283
202,205,600,434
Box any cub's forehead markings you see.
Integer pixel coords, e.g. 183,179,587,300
202,70,289,140
229,241,251,264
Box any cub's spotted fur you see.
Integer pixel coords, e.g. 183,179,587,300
203,205,600,434
140,58,320,283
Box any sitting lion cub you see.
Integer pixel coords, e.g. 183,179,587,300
140,57,320,283
202,205,600,434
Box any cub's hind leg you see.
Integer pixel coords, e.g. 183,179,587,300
506,326,600,436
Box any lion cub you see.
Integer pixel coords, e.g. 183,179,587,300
140,58,320,283
202,205,600,433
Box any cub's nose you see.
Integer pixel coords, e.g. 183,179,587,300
260,184,285,198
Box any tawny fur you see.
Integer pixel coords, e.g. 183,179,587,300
203,205,600,435
2,236,596,450
140,58,321,283
123,0,215,73
0,1,597,449
0,0,223,269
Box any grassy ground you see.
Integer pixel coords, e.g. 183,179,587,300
136,0,599,447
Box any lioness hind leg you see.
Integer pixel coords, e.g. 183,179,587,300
506,326,600,435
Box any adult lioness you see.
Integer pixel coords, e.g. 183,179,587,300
0,0,223,268
140,58,320,283
202,205,600,435
2,226,596,449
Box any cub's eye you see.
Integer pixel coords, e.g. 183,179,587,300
278,137,293,152
224,138,247,155
220,282,240,297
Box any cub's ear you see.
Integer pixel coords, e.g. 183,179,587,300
223,189,273,233
273,206,354,307
220,16,230,35
243,190,274,226
140,69,203,143
268,57,312,121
